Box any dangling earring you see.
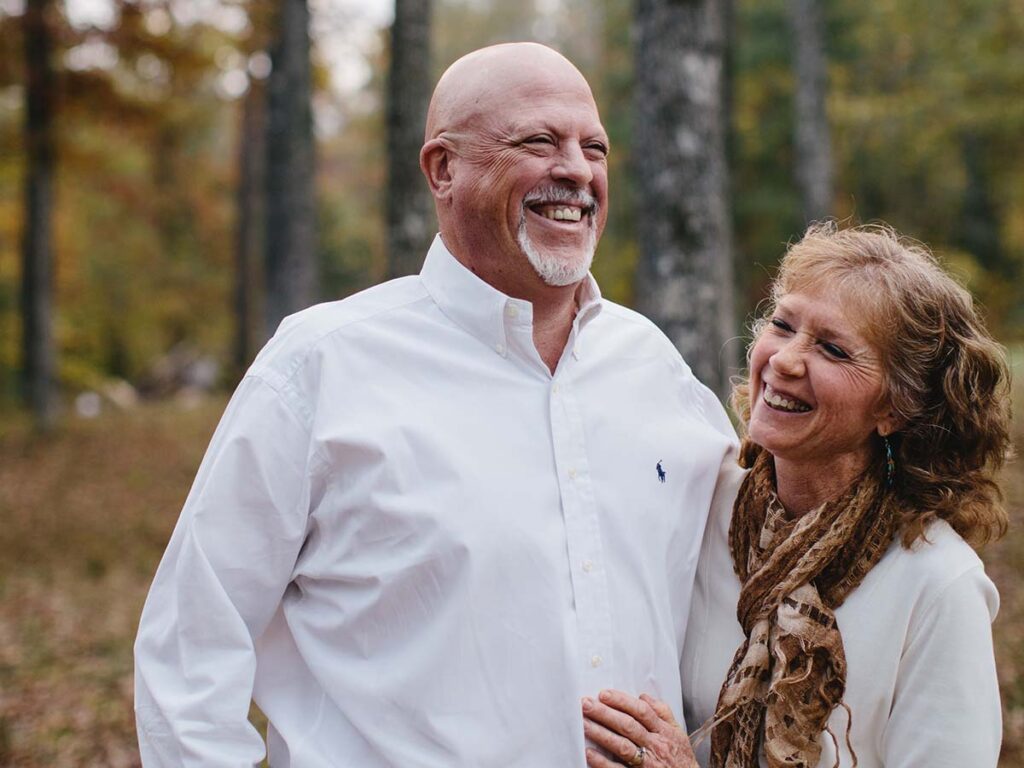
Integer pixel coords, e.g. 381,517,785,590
883,435,896,488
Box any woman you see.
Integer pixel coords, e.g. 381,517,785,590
582,223,1011,768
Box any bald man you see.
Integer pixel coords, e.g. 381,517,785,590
134,43,736,767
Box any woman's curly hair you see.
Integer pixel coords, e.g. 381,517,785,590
731,222,1012,548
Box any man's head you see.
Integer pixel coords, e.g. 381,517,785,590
420,43,609,298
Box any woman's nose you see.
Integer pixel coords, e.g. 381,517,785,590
769,339,806,377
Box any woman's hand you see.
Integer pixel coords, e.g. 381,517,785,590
582,690,698,768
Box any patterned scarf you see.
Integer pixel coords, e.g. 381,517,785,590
699,445,900,768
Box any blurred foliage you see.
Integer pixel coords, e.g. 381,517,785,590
0,0,1021,407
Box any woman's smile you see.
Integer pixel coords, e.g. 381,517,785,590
761,383,812,413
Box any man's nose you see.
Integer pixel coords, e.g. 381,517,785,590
551,141,593,186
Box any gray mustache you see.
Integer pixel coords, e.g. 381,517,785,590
523,186,598,215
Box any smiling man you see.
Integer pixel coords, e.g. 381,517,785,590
134,43,736,767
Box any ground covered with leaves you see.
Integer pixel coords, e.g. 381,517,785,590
0,385,1021,766
0,399,221,766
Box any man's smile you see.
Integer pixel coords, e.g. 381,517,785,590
531,204,584,222
523,187,598,232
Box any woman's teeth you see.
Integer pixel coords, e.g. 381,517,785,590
763,386,811,413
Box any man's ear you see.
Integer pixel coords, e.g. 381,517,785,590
421,138,454,201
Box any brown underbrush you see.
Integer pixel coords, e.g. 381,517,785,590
0,398,222,766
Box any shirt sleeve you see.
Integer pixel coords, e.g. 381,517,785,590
133,374,318,767
881,565,1002,767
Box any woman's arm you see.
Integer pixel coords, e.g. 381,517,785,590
882,565,1001,767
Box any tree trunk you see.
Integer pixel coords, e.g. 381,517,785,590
21,0,58,429
788,0,832,224
633,0,735,398
234,81,266,377
264,0,316,338
386,0,434,279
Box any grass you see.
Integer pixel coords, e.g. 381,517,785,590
0,372,1021,766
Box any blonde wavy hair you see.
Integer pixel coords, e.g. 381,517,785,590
731,222,1012,547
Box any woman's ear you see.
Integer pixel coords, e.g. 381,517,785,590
876,410,905,438
420,138,454,201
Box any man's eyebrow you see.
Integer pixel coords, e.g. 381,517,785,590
503,121,544,137
502,121,608,141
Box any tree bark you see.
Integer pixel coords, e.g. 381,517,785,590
386,0,435,278
264,0,316,338
234,81,266,377
21,0,58,429
633,0,735,398
788,0,832,223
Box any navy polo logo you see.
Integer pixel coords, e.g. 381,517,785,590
656,460,666,483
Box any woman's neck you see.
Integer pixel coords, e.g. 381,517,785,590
773,452,873,518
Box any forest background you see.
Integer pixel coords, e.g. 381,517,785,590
0,0,1022,765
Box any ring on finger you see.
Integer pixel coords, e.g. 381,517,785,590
625,745,646,767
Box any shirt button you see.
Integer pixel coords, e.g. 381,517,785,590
552,383,560,395
568,468,577,480
591,655,602,668
495,342,505,355
582,559,593,573
505,304,519,319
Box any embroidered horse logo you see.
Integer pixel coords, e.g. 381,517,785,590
656,460,666,483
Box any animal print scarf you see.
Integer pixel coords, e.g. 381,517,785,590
700,444,900,768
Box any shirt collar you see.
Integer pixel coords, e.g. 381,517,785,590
419,234,604,361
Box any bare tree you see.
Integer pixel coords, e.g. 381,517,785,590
386,0,434,278
789,0,833,223
21,0,58,428
264,0,316,337
633,0,735,398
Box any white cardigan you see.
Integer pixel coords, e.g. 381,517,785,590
681,462,1002,768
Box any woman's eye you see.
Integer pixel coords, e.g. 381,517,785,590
821,342,849,359
770,318,792,332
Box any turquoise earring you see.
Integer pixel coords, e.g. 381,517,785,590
883,435,896,488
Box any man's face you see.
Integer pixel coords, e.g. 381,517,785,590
448,73,610,288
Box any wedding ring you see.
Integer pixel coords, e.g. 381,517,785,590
626,745,646,767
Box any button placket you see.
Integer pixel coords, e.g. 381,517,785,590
549,369,613,685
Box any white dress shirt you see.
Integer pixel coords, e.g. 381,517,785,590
134,235,738,767
682,462,1002,768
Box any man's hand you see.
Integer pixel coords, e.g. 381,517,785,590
582,690,698,768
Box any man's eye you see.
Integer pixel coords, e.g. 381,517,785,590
524,135,554,146
585,142,609,157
